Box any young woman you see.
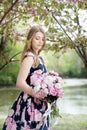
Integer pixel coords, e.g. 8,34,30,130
2,26,50,130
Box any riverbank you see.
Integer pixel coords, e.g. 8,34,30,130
63,78,87,87
0,114,87,130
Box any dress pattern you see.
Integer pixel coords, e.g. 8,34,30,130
2,56,50,130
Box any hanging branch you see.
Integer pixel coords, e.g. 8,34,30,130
45,6,87,68
45,6,75,44
0,0,19,24
0,51,22,71
52,13,74,43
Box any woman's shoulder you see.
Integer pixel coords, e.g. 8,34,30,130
24,51,35,58
21,52,34,67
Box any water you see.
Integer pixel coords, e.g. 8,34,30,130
57,79,87,114
0,88,20,119
0,79,87,119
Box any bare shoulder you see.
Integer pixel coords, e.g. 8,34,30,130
24,52,35,58
21,55,34,67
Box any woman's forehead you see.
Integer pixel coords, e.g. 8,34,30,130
35,31,44,37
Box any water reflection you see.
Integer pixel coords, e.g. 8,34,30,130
57,85,87,114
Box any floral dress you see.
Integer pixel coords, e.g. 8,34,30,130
2,56,50,130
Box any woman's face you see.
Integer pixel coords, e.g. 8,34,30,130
31,32,45,53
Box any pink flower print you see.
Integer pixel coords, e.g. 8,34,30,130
17,97,21,104
6,123,12,130
31,103,34,112
11,121,16,130
34,109,42,121
6,118,16,130
27,106,31,116
30,103,35,121
5,117,12,125
28,98,31,106
23,93,28,100
16,104,20,113
28,104,35,121
34,98,40,104
42,103,46,111
25,124,30,130
8,109,14,117
30,111,34,121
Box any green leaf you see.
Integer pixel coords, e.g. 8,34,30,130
13,40,16,46
78,2,83,8
61,19,67,25
73,17,77,23
44,19,49,26
33,16,38,22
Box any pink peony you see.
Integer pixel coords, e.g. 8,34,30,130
56,89,64,98
49,88,57,96
30,75,38,85
30,69,64,102
49,70,59,76
33,69,42,75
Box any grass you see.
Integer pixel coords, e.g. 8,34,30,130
52,114,87,130
0,119,4,130
0,114,87,130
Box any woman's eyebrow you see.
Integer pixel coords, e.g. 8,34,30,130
36,35,44,39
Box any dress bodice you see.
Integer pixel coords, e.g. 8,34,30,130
26,56,47,85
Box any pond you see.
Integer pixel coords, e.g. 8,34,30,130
0,79,87,119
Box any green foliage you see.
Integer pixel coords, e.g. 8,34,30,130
0,42,23,85
0,44,86,86
42,49,87,78
0,0,87,68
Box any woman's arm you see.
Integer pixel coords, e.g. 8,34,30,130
16,56,34,96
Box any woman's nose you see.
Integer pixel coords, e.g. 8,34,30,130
39,39,43,44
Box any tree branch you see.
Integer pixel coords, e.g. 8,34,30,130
74,7,81,35
0,0,19,24
45,6,75,44
0,51,22,71
51,13,74,44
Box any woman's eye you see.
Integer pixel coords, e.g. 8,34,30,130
36,37,39,40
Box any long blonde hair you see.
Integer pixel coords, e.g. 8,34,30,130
21,26,46,62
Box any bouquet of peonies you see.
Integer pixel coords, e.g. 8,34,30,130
30,70,64,128
30,69,64,103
